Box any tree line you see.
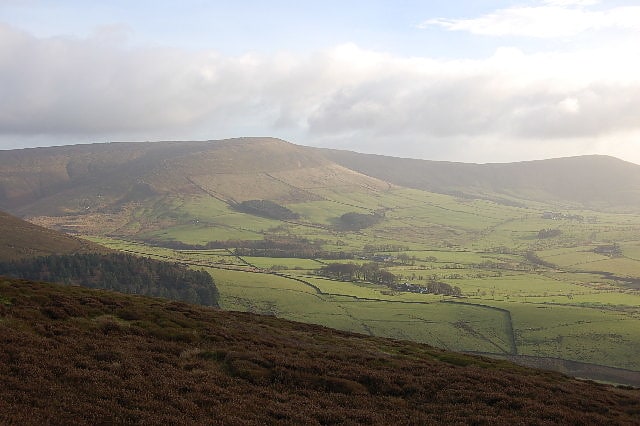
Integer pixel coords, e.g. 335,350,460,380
0,253,219,307
143,235,323,251
317,262,463,296
337,212,383,231
233,247,354,260
143,236,355,260
317,262,396,285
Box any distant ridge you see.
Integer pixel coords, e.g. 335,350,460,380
322,149,640,210
2,138,640,217
0,137,388,218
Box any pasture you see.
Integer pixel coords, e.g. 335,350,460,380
83,185,640,373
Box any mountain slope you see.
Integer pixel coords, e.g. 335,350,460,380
3,138,639,219
323,149,640,210
0,138,389,217
0,210,106,261
1,278,639,425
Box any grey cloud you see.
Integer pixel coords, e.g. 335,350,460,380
0,24,245,136
307,75,502,137
307,75,640,142
1,24,640,163
508,84,640,139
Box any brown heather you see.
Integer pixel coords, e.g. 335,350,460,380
0,278,639,425
0,211,108,262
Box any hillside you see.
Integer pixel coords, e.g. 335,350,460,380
1,278,639,425
0,138,388,216
0,210,107,261
323,149,640,210
3,138,640,381
0,138,393,236
3,139,640,223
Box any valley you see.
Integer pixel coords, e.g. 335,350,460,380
6,2,640,421
3,138,640,384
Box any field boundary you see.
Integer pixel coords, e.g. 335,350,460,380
443,300,517,355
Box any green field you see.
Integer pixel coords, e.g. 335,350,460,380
240,256,323,270
87,184,640,374
211,268,514,354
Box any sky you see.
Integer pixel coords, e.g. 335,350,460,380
1,0,640,164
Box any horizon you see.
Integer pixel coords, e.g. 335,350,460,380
1,136,638,166
1,1,639,164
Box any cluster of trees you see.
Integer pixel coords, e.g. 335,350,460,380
594,244,622,257
316,262,463,296
0,253,218,307
537,228,562,239
395,253,418,265
423,280,462,296
234,247,353,260
394,281,462,296
337,212,383,231
229,236,355,259
317,262,396,285
362,244,409,253
525,251,555,269
145,235,355,260
233,199,299,220
143,236,325,252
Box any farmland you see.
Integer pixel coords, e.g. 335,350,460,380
5,138,640,384
87,183,640,378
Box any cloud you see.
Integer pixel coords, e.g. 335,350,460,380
1,24,640,163
0,25,213,134
542,0,598,6
420,2,640,38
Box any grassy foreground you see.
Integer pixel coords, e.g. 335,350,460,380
1,277,640,425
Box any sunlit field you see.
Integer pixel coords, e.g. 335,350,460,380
90,185,640,373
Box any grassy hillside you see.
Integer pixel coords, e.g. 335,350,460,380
0,210,107,261
6,138,640,215
0,138,388,215
1,278,639,425
0,138,391,237
323,149,640,210
4,139,640,382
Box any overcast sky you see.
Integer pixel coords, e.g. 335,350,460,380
1,0,639,164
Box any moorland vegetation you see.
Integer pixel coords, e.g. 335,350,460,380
1,278,639,425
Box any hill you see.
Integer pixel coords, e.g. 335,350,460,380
3,138,640,381
0,137,388,216
3,138,640,224
323,149,640,210
0,210,107,261
0,138,391,236
1,277,639,425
